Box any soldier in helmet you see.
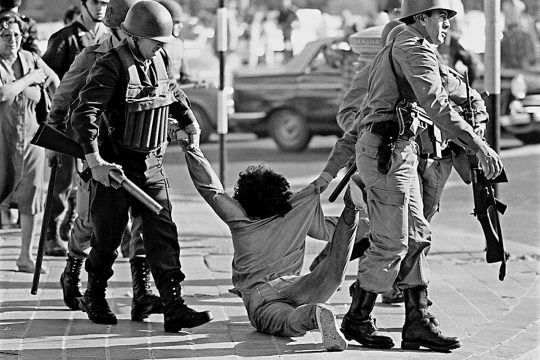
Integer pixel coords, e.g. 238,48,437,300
316,0,503,352
71,0,212,332
41,0,110,258
48,0,165,323
154,0,192,84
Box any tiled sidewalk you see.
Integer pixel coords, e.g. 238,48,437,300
1,196,539,359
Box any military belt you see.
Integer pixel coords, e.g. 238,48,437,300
365,121,415,141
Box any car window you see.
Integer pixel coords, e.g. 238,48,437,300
309,41,351,73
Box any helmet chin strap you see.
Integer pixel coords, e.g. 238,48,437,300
83,1,102,23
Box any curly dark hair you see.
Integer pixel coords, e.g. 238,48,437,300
233,164,293,220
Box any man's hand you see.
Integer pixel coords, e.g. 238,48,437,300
312,172,333,194
169,121,201,149
473,122,486,138
184,123,201,149
85,152,123,187
476,143,503,180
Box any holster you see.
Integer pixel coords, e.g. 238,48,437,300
373,122,400,175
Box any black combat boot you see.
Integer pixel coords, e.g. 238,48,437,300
60,255,84,310
340,281,395,349
79,272,117,325
44,220,68,256
401,286,460,352
161,270,213,333
59,196,77,241
130,257,164,321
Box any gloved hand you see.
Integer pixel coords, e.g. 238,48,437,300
85,152,123,187
311,171,333,194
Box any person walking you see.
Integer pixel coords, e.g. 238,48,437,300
71,0,212,332
41,0,110,256
317,0,503,352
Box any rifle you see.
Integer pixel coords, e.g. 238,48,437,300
31,161,57,294
397,101,443,159
464,71,509,281
30,123,163,215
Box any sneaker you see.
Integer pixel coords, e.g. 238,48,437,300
315,304,347,352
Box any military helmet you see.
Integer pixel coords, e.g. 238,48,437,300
120,0,174,43
155,0,183,22
103,0,140,28
400,0,458,21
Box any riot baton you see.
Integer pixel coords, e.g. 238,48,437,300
31,161,58,294
328,162,357,203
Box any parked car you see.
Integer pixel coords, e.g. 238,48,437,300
229,37,352,152
182,83,218,143
499,67,540,144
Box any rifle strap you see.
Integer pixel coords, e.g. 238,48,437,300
388,41,406,136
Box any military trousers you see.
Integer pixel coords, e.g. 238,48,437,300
355,130,431,293
67,176,145,260
418,155,454,222
241,205,358,337
85,176,183,292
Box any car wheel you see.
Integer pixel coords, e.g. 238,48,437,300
514,131,540,144
268,110,311,152
191,105,213,143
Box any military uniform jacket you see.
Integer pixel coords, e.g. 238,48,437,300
72,40,196,158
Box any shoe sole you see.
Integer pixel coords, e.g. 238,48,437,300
316,306,347,352
164,313,213,333
401,340,461,352
79,298,118,325
341,329,395,349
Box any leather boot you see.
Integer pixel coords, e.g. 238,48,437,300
60,255,84,310
161,270,213,333
79,272,117,325
44,220,68,256
309,237,370,272
340,281,395,349
401,286,460,352
130,257,163,321
59,196,77,241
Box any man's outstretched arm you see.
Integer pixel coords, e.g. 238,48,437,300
184,146,246,222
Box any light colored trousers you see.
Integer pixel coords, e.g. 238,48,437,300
242,205,359,337
356,130,434,293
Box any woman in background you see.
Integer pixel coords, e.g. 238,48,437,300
0,13,59,273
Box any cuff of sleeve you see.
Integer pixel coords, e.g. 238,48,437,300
85,152,103,168
322,163,340,178
320,171,334,183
